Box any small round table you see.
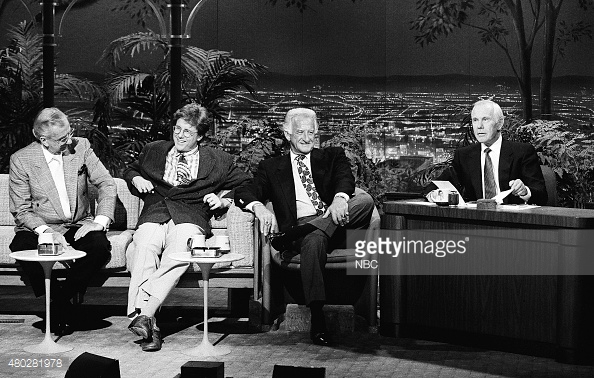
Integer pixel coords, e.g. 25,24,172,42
10,249,86,354
169,252,244,357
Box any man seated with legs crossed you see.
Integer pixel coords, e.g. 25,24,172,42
125,103,250,351
234,107,374,346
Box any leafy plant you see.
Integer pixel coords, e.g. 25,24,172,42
0,20,102,173
507,119,594,207
94,30,267,168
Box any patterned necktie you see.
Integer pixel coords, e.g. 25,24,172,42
483,148,497,199
176,153,191,185
295,155,327,215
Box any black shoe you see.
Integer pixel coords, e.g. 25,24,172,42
310,331,331,346
141,322,162,352
128,315,154,340
269,223,318,251
268,232,288,251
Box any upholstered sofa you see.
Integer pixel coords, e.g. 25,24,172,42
0,174,258,311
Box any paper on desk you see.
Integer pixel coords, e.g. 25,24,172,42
499,204,540,211
492,189,513,204
431,181,466,206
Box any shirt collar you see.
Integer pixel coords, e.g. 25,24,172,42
175,145,199,157
290,150,310,163
482,134,502,154
42,146,62,163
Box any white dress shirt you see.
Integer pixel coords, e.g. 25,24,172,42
35,147,110,234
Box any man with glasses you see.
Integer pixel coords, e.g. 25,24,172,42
9,107,116,335
124,103,250,351
234,108,375,346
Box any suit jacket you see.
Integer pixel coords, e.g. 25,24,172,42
9,138,116,234
123,141,250,235
436,140,547,205
234,147,355,232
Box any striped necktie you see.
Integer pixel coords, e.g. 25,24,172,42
295,155,327,215
483,148,497,199
176,153,191,185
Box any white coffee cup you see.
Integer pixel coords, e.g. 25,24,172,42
187,234,206,251
215,235,230,252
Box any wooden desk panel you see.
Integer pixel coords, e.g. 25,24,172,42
380,202,594,365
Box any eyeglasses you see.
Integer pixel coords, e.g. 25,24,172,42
45,129,73,143
173,125,198,138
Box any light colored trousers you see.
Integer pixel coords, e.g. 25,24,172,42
126,220,202,315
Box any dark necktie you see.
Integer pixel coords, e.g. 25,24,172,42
483,148,497,199
177,153,191,185
295,155,326,215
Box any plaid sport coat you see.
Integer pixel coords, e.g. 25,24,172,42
9,138,116,234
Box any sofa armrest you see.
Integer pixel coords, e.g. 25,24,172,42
227,203,256,268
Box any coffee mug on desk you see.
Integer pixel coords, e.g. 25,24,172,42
427,190,459,206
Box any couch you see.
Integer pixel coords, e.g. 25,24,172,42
0,174,258,315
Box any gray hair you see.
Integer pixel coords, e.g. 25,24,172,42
282,108,319,134
32,108,69,140
472,100,504,126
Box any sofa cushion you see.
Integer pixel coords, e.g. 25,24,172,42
0,175,15,228
0,226,16,264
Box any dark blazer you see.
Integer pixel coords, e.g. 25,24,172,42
436,140,547,205
124,141,250,235
234,147,355,232
9,138,116,234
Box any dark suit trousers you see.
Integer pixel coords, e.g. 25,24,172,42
10,229,111,301
289,191,375,305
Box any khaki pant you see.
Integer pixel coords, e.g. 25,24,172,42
126,220,203,315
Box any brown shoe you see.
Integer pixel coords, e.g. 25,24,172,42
141,321,162,352
128,315,153,340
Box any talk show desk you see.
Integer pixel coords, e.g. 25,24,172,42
379,201,594,365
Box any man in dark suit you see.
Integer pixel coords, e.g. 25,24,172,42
9,107,116,334
234,108,375,346
428,100,547,205
124,103,250,351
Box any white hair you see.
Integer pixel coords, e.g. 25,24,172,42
472,100,504,126
283,108,319,134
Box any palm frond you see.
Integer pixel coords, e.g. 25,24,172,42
98,31,168,69
55,74,103,101
105,70,152,103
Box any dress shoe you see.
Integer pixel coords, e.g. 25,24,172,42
310,331,331,346
128,315,154,340
268,232,288,251
269,223,318,251
141,322,162,352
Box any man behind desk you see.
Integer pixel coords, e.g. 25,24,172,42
9,108,116,335
428,100,547,205
234,108,375,346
